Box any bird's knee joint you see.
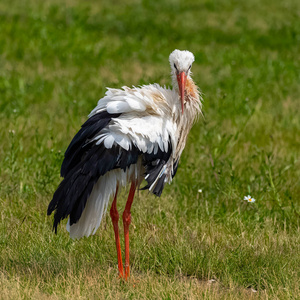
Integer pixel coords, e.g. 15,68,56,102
122,211,131,225
110,207,119,222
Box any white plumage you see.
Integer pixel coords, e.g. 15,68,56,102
48,49,202,279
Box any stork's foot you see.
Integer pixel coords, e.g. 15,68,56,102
110,182,136,280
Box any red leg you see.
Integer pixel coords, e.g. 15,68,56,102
122,181,136,280
110,186,124,278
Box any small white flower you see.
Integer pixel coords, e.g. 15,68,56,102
9,129,15,135
244,195,255,203
198,189,202,193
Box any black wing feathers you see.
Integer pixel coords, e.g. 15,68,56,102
61,111,121,177
141,140,173,197
172,159,179,178
47,143,141,232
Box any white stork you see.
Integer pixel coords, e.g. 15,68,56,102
48,49,202,279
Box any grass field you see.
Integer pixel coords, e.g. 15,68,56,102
0,0,300,298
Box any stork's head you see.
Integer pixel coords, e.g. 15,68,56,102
169,49,195,114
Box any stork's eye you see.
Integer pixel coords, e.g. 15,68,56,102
173,63,178,71
188,65,192,71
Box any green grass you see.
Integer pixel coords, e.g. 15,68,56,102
1,0,300,298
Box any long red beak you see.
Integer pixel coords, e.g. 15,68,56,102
177,72,187,114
